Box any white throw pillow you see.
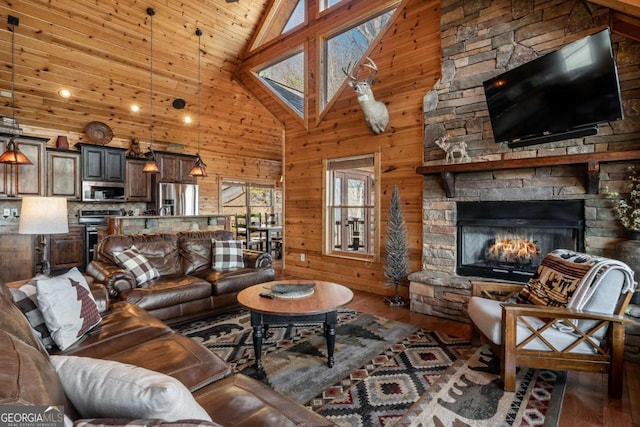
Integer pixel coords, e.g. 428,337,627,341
36,268,101,350
113,245,160,286
211,239,244,269
9,274,54,348
50,355,212,422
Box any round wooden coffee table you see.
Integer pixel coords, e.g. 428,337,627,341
237,280,353,369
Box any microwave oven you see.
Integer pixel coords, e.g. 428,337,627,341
82,181,126,202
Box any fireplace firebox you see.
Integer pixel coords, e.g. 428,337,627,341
457,200,584,282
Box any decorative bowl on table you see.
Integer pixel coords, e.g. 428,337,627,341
268,283,315,299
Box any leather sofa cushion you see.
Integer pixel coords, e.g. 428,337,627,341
120,276,212,311
178,230,234,275
192,268,276,295
130,234,181,276
194,374,333,427
91,333,232,392
56,302,172,358
0,283,48,356
0,330,77,418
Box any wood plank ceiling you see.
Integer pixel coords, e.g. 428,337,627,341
0,0,283,164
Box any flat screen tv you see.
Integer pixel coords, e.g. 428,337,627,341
483,28,623,148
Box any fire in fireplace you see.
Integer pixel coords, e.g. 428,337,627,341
457,200,584,282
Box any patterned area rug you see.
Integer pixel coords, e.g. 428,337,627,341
175,309,565,426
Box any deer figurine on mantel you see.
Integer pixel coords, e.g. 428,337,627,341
343,57,390,135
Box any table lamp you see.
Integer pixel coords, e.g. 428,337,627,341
19,196,69,275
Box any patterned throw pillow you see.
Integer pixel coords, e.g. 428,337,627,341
113,245,160,286
36,268,102,350
211,239,244,269
9,276,54,349
518,249,597,307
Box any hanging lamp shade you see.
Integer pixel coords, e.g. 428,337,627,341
0,137,32,165
189,153,208,177
189,28,207,178
142,7,159,174
0,16,31,165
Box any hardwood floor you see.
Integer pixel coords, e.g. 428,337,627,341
274,261,640,426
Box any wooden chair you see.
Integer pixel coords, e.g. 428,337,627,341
233,213,248,242
266,213,283,259
246,212,265,251
467,249,636,398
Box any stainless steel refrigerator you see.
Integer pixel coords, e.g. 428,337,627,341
157,183,199,216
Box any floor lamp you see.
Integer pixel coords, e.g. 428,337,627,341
19,196,69,275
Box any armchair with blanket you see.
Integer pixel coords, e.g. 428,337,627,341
467,249,636,397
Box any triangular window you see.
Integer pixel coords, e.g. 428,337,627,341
319,0,346,13
252,0,305,50
322,10,395,109
256,51,305,117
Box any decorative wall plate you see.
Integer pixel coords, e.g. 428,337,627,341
84,121,114,145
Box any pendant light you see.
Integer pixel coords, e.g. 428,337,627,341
143,7,160,174
189,28,208,178
0,15,31,165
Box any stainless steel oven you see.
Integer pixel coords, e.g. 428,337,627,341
78,209,121,267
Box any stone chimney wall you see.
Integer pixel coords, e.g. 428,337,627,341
411,0,640,330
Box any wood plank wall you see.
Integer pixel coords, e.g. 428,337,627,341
0,0,285,213
235,0,442,295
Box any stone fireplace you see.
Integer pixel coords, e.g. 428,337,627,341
409,0,640,328
456,200,584,282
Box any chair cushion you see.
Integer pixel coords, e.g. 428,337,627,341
50,355,212,422
467,296,600,354
36,268,102,351
211,240,244,269
114,245,160,286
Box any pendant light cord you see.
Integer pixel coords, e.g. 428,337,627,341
10,19,16,123
196,28,202,155
148,8,155,149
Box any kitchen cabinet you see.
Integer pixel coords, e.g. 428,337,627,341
47,149,81,199
0,135,47,198
49,225,84,272
157,153,196,184
126,159,152,201
79,144,126,182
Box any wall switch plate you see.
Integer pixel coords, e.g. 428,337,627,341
11,208,18,217
300,253,305,262
2,208,10,218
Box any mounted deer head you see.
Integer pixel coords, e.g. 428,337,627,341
343,57,390,135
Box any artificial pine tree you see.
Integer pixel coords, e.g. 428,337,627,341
384,185,410,306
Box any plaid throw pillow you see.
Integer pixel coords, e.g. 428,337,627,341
212,239,244,269
9,276,54,349
114,245,160,286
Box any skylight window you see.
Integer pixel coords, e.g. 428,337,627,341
257,51,305,117
322,10,394,108
251,0,305,50
319,0,345,12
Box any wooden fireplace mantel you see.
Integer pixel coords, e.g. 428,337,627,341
416,149,640,198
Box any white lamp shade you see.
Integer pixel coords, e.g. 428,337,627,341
19,196,69,234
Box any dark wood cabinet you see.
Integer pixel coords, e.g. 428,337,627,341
79,144,126,182
0,135,47,198
126,159,152,201
157,153,196,183
47,149,81,199
49,225,84,272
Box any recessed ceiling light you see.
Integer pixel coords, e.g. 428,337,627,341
131,104,140,112
58,89,71,98
184,116,192,124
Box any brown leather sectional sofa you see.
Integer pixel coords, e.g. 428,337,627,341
0,279,333,426
86,230,275,324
